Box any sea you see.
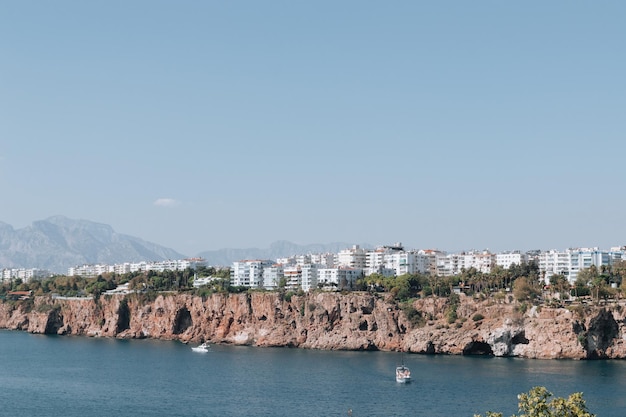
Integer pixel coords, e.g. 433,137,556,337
1,330,624,417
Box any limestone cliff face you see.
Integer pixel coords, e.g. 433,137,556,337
2,293,626,359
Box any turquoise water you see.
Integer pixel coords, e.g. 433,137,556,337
0,330,624,416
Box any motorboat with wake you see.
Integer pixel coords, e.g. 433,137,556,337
191,342,209,353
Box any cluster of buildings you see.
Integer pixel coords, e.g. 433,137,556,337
230,244,626,291
3,244,626,291
67,258,207,277
1,268,51,283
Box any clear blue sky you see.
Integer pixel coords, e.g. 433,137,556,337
2,2,625,256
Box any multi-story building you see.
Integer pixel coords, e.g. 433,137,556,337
283,265,302,289
68,264,114,277
336,245,367,269
68,258,208,277
1,268,51,283
365,248,387,275
317,267,362,290
418,249,443,276
300,264,319,291
538,248,622,283
385,251,420,276
495,251,528,269
364,244,432,276
262,264,285,290
231,260,273,288
310,253,335,267
114,263,132,275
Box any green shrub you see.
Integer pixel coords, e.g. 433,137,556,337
472,313,484,322
518,302,528,314
401,305,425,327
474,386,594,417
446,309,457,324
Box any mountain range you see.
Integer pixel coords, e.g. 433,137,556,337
0,216,185,273
196,240,370,267
0,216,368,273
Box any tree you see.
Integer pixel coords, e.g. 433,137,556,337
513,277,540,302
549,274,570,302
475,386,595,417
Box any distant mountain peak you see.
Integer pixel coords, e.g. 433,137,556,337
198,240,371,266
0,217,185,273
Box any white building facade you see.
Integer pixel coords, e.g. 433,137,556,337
538,248,623,283
231,260,273,288
495,251,528,269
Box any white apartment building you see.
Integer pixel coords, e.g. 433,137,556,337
436,253,453,276
538,248,622,283
434,251,494,276
459,251,495,274
365,248,387,275
295,254,311,265
364,244,431,276
114,263,132,275
365,244,403,272
1,268,51,283
310,253,335,267
262,264,285,290
495,251,528,269
385,251,425,276
300,264,319,292
68,264,115,277
68,258,208,277
144,258,207,272
231,260,273,288
317,267,362,290
418,249,443,276
276,256,295,265
283,265,302,289
336,245,367,269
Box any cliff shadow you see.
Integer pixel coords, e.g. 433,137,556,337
173,307,192,334
116,298,131,333
462,341,494,356
44,306,63,334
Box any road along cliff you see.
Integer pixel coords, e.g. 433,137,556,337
1,292,624,359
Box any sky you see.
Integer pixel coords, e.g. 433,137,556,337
1,1,626,256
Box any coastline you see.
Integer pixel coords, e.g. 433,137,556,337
0,291,624,359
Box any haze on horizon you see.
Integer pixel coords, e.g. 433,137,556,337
2,2,625,257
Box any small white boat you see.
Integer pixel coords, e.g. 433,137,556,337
395,365,411,383
396,351,411,383
191,342,209,353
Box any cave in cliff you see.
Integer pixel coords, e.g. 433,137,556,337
44,308,63,334
116,300,131,333
586,309,619,359
462,341,494,356
173,307,192,334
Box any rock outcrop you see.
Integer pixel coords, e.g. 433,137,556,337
2,292,626,359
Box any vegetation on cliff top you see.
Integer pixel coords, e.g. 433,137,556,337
1,261,625,317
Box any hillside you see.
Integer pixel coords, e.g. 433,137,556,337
0,216,185,273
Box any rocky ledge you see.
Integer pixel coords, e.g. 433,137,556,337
1,292,624,359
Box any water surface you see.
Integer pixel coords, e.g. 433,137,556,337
0,331,623,416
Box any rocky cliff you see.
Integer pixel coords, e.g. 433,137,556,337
2,292,625,359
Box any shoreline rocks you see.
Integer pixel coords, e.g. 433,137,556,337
1,292,624,359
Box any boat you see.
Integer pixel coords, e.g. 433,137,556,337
395,364,411,383
191,342,209,353
395,351,411,383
